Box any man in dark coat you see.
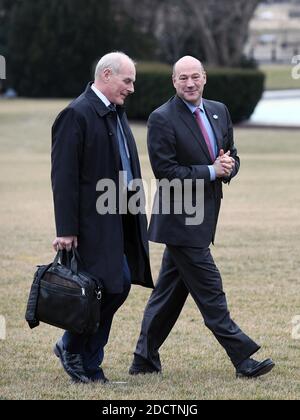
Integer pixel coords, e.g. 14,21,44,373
51,52,153,383
129,56,274,379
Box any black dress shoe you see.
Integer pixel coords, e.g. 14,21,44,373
72,375,109,384
236,358,275,378
129,356,161,375
87,368,109,384
53,339,89,384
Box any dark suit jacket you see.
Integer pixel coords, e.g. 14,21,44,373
148,95,240,248
51,83,153,293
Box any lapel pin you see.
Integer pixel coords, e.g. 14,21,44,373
213,114,218,120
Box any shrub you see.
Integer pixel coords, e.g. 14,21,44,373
126,63,265,123
6,0,155,98
204,68,265,123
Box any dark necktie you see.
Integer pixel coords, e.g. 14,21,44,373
194,108,215,162
109,105,133,185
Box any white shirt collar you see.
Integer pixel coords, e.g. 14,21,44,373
91,84,111,107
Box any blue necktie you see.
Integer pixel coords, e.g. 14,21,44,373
109,105,134,186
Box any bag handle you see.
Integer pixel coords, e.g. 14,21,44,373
52,250,70,266
53,250,63,266
53,247,82,274
70,247,78,274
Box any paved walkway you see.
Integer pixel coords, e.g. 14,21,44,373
246,89,300,128
263,89,300,99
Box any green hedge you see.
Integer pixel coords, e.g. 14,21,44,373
126,65,265,123
204,69,265,123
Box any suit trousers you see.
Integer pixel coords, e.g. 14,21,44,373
62,255,131,380
134,245,260,370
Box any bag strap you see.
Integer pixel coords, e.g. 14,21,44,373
25,262,52,329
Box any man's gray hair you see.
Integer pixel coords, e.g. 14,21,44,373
95,52,135,79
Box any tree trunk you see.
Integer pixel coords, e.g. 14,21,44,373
185,0,260,66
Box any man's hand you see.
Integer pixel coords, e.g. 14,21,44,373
213,149,235,178
52,236,78,252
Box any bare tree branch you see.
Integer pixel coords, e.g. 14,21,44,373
185,0,260,66
114,0,260,66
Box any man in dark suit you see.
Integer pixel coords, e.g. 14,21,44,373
129,56,274,378
51,52,153,383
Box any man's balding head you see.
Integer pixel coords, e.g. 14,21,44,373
173,56,204,78
172,56,206,106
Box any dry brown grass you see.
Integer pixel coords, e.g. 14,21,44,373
0,99,300,400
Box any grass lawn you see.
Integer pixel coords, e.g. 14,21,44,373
0,99,300,400
260,64,300,90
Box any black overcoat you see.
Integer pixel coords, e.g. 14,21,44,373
51,83,153,293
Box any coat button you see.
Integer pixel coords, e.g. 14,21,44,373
109,132,113,136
